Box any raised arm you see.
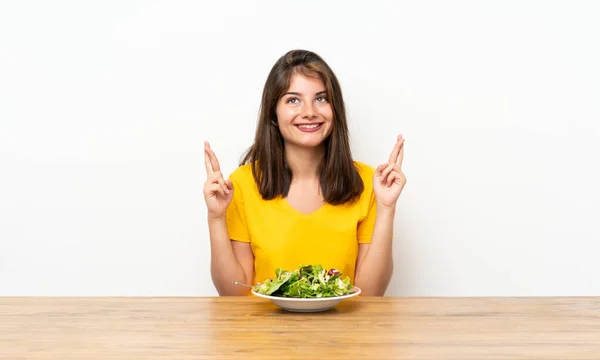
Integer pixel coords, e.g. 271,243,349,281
203,141,254,295
354,135,406,296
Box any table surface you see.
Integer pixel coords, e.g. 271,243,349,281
1,296,599,359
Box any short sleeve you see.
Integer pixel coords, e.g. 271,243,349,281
357,189,376,244
226,175,251,243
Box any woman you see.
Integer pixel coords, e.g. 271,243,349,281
203,49,406,296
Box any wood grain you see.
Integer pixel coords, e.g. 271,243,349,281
1,297,599,359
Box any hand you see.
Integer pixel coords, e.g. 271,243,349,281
373,135,407,209
203,141,234,219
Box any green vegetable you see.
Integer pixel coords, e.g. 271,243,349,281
253,264,356,298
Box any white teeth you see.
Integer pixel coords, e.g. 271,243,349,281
297,124,321,129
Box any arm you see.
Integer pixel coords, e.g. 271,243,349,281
208,216,255,296
354,205,395,296
355,134,406,296
203,141,255,296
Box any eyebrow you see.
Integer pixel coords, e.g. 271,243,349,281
283,90,327,96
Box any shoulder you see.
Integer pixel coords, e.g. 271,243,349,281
229,163,253,182
228,163,260,196
353,160,376,205
228,163,256,188
353,160,376,184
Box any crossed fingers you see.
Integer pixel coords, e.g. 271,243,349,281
204,141,230,195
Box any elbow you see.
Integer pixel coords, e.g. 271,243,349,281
213,280,251,296
217,287,250,296
355,262,393,297
358,287,386,297
362,283,392,297
211,269,250,296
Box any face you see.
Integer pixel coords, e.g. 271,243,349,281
275,73,334,150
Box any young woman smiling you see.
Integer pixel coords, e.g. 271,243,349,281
203,50,406,296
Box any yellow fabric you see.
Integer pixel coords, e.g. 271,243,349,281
225,161,376,286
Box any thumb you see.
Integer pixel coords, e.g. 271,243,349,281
225,179,234,191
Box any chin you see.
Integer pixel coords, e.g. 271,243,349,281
289,139,324,149
295,138,328,149
300,142,325,149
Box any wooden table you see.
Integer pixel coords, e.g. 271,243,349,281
1,297,599,359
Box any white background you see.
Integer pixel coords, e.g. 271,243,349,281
1,1,599,296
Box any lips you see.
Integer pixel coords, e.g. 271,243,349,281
295,123,324,133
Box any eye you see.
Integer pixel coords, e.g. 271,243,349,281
316,96,328,103
286,97,300,104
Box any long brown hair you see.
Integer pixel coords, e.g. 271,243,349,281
241,49,363,205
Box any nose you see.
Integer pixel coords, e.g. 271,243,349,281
300,102,317,119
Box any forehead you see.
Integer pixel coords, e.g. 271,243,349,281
286,73,326,92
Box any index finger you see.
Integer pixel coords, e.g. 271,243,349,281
388,135,404,164
204,146,214,175
204,141,221,172
396,142,404,167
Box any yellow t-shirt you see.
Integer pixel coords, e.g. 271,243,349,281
225,161,376,286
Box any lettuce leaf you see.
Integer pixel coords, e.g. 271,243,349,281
253,264,356,298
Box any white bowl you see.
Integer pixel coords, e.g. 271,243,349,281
251,287,361,312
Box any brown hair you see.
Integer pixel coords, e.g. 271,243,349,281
240,49,363,205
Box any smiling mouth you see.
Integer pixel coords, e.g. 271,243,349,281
295,123,323,129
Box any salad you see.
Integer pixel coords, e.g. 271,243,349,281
252,264,356,298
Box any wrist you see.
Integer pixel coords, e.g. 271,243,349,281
376,203,396,216
377,203,396,213
207,215,227,226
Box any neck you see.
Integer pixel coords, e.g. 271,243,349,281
284,143,326,180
